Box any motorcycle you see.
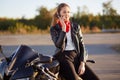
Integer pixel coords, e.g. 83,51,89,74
0,45,99,80
0,45,59,80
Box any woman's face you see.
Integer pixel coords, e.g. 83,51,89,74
59,6,70,21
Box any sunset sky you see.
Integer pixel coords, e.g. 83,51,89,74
0,0,120,19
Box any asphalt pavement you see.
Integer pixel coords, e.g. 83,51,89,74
0,33,120,80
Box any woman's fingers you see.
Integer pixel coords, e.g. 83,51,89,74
59,16,66,32
78,69,84,75
78,63,85,76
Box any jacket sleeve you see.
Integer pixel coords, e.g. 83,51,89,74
78,25,88,62
50,26,66,48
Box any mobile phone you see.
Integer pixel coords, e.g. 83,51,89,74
56,12,60,18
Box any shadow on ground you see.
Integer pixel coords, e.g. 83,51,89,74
0,44,116,58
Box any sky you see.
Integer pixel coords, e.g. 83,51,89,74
0,0,120,19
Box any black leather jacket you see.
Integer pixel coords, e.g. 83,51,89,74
50,22,88,62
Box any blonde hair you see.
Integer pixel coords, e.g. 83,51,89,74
51,12,59,27
51,3,70,27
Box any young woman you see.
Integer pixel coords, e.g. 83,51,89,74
50,3,99,80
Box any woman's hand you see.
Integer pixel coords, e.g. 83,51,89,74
78,62,85,76
59,16,66,32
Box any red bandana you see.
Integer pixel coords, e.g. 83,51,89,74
58,21,71,33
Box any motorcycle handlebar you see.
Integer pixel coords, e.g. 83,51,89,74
31,56,53,65
86,60,95,63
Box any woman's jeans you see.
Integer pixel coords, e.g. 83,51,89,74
57,50,99,80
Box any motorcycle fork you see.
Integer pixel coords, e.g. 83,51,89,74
30,71,38,80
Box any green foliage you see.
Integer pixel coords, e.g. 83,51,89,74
8,22,39,34
73,13,120,30
103,0,117,16
34,6,52,30
0,19,16,30
0,1,120,34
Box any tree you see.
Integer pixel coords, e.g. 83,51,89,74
34,6,52,30
102,0,117,16
0,18,16,31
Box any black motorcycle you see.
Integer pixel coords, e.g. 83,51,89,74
0,45,99,80
0,45,60,80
